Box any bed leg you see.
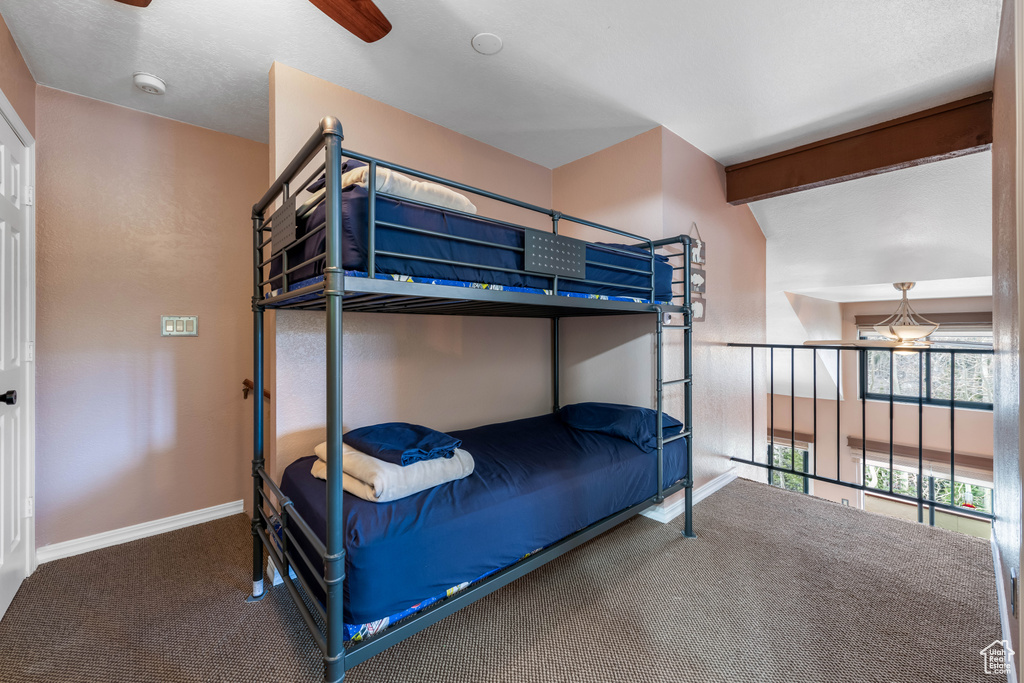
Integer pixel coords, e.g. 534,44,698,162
681,484,697,539
246,518,268,602
325,655,345,682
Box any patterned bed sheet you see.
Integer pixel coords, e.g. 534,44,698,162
268,270,668,306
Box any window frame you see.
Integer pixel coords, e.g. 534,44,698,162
768,442,814,494
857,326,994,411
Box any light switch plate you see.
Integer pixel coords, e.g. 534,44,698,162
162,315,198,337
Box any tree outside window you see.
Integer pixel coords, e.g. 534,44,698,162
860,329,993,409
769,444,811,493
865,463,992,515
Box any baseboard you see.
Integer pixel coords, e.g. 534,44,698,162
36,499,244,565
641,467,737,524
991,535,1019,683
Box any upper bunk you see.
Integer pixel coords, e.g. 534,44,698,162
252,118,692,319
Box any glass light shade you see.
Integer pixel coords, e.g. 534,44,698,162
872,283,939,343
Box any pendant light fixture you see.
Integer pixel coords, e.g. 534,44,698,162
872,282,938,343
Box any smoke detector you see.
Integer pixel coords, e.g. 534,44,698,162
471,33,503,55
133,72,166,95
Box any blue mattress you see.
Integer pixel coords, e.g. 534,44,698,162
268,186,673,302
278,413,688,633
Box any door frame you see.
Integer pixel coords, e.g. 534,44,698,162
0,85,36,576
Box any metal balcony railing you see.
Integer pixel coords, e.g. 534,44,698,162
728,343,995,524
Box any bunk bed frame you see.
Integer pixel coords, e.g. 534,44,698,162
248,117,695,682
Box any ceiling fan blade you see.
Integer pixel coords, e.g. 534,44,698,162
114,0,153,6
308,0,392,43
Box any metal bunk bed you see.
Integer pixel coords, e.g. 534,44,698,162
247,117,695,683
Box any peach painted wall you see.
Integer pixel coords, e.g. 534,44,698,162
552,127,768,500
269,63,555,479
766,296,995,504
34,87,268,546
0,12,34,136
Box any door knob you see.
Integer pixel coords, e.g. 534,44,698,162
2,390,16,406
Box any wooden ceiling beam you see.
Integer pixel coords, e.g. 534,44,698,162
725,92,993,205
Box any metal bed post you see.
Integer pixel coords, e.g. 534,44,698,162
552,317,560,413
322,117,347,683
248,213,267,602
682,236,696,539
552,212,560,414
655,308,664,503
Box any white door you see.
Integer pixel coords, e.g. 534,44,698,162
0,102,32,620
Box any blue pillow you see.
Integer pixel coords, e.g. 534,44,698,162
557,402,683,452
306,160,366,193
344,422,461,467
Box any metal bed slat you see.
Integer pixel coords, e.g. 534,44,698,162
377,221,524,252
258,468,328,558
257,526,328,654
256,507,329,616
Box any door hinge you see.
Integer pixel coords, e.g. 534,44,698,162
25,341,33,362
1012,568,1018,617
24,185,33,206
23,497,33,518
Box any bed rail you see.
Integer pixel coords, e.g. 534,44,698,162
251,119,686,311
249,118,695,682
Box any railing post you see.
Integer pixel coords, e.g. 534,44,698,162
812,348,817,478
889,349,895,494
769,347,775,484
929,476,936,526
750,347,755,462
860,349,866,490
950,351,956,499
918,352,924,524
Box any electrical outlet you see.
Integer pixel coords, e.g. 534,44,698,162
842,498,850,506
161,315,198,337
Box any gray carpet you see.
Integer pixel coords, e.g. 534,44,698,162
0,479,1005,682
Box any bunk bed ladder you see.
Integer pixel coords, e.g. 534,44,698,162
653,235,696,539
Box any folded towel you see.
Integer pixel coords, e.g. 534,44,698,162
311,442,474,503
343,422,462,467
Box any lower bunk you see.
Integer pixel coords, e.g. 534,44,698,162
273,409,688,644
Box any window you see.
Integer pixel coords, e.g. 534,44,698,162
859,327,993,409
864,463,993,515
768,444,811,493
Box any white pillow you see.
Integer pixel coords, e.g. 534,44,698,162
297,167,478,219
343,166,477,214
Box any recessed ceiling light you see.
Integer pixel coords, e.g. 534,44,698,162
471,33,503,56
133,72,166,95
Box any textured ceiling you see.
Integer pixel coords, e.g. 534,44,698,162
752,150,993,302
0,0,1002,168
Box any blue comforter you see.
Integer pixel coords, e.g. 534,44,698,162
279,412,688,626
268,186,673,302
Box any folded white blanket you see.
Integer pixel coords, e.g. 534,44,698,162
310,441,474,503
297,167,477,218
